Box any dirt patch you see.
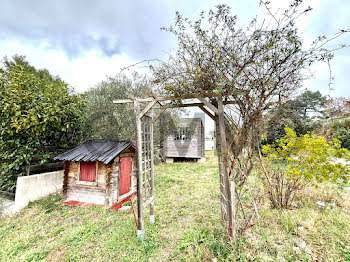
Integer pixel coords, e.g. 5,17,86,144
45,248,66,262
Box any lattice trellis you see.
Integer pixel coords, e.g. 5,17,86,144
141,115,153,206
113,94,234,240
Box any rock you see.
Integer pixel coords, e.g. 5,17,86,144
305,247,312,255
296,239,306,249
316,201,326,208
298,226,304,231
293,246,300,252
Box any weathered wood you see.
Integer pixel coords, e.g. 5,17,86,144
199,105,215,120
162,118,204,159
63,162,69,200
149,111,155,223
134,100,145,235
105,163,112,206
139,100,157,118
198,97,219,114
217,95,234,237
118,189,137,202
26,162,64,176
113,92,218,104
153,107,167,123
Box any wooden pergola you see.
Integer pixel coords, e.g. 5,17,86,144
113,93,235,240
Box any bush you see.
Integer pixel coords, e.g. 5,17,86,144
258,160,303,209
333,128,350,150
0,56,85,192
260,128,350,209
263,128,350,183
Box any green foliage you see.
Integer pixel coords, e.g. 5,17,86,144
83,73,181,146
263,128,350,183
0,55,85,192
294,90,327,119
333,128,350,150
331,117,350,130
265,90,327,144
83,73,149,140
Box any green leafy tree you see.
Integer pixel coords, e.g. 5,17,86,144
265,90,327,144
0,55,85,192
83,73,181,148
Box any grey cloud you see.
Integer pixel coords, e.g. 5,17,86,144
0,0,202,59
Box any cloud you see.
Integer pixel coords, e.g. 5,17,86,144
0,0,204,59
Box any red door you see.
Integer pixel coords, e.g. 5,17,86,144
80,161,96,182
119,157,132,196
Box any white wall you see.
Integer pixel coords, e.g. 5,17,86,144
14,170,63,211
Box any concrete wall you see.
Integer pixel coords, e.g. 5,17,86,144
14,170,63,211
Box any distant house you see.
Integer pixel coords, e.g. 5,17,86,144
54,140,136,210
162,118,205,163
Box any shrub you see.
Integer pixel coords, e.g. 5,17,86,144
258,160,303,209
260,128,350,209
262,128,350,183
333,127,350,150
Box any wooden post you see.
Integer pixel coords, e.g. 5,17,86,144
149,111,155,223
63,161,69,200
134,100,145,240
215,116,224,221
217,95,234,237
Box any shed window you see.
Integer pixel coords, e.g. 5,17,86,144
80,161,96,182
174,127,191,141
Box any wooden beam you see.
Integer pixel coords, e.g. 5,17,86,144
26,162,64,176
113,92,219,104
139,100,157,118
149,112,155,223
134,100,145,240
198,97,219,114
152,107,167,123
198,105,215,121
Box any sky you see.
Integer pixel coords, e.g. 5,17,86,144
0,0,349,134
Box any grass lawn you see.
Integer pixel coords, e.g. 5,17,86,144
1,151,350,261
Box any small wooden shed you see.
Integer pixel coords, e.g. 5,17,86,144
54,140,136,209
162,118,205,163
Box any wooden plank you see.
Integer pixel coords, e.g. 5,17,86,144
139,100,157,118
63,162,69,200
113,92,219,104
134,100,144,234
118,189,137,203
26,162,64,175
198,97,219,114
198,105,215,120
152,107,167,123
149,112,155,222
